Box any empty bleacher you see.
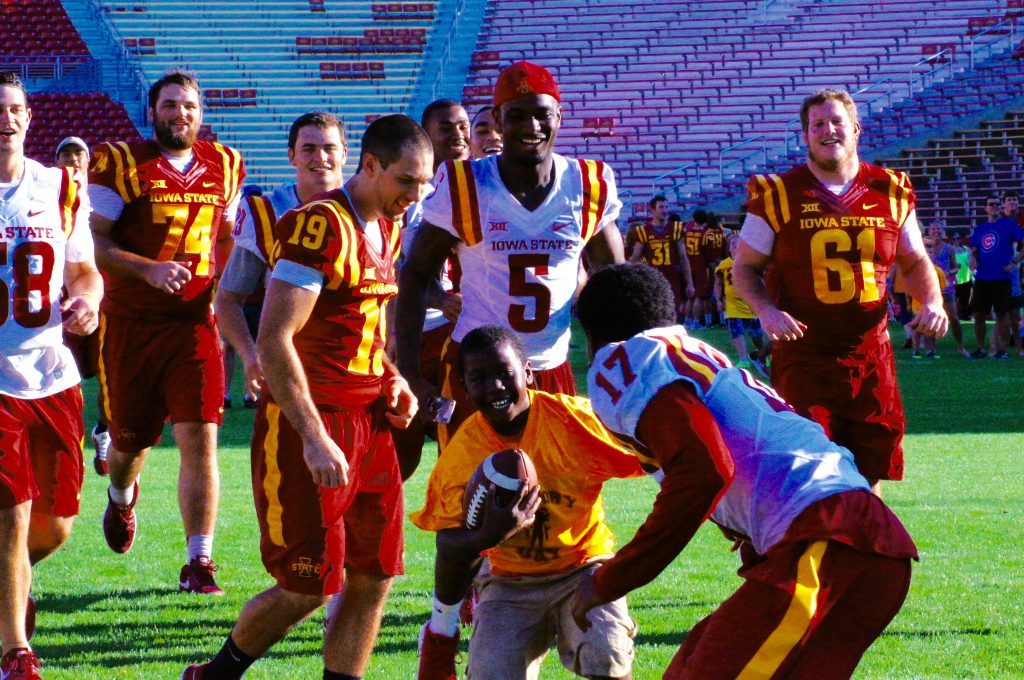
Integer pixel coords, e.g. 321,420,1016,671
24,92,143,161
0,0,91,81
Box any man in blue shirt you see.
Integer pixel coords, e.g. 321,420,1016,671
969,193,1024,358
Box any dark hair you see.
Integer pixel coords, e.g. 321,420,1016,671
358,114,431,171
471,106,494,126
1004,191,1019,201
420,99,462,128
0,72,28,102
148,71,201,111
648,194,668,210
458,325,526,375
288,111,345,151
693,209,708,224
577,264,676,352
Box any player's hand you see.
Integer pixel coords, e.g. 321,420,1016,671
144,260,193,294
61,294,99,335
408,375,440,425
758,306,807,342
302,434,349,488
478,483,541,546
240,355,264,402
439,292,463,323
383,376,419,430
908,301,948,338
571,567,607,632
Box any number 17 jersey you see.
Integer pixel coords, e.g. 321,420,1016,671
422,153,621,369
745,162,915,352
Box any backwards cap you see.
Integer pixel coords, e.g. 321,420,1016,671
493,61,560,108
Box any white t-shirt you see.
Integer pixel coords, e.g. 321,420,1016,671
0,159,92,398
421,153,621,369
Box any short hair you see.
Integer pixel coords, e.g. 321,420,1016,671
1004,191,1019,201
648,194,668,210
358,114,431,171
288,111,345,151
0,72,28,102
577,264,676,352
471,106,493,126
799,88,858,134
420,99,461,128
458,325,526,376
149,71,201,110
692,209,708,224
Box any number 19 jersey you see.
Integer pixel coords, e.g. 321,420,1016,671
422,153,621,369
89,139,245,320
745,162,914,352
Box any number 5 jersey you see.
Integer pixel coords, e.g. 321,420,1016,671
0,161,88,398
88,139,244,320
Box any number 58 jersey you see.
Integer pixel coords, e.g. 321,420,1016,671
0,160,89,397
422,153,621,369
89,139,244,320
745,162,915,352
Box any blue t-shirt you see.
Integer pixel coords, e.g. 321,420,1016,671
970,217,1024,281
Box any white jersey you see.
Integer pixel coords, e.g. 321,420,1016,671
232,182,300,262
422,153,621,368
404,184,452,333
587,326,869,554
0,159,90,398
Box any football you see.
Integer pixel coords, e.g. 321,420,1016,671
462,448,538,529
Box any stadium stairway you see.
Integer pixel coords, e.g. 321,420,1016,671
407,0,487,117
97,0,444,188
461,0,1015,221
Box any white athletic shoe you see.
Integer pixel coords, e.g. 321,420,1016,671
92,425,111,476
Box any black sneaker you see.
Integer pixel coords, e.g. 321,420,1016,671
993,351,1009,359
970,349,988,359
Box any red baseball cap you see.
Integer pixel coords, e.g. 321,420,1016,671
493,61,560,108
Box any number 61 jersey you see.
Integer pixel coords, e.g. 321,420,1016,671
89,139,244,320
422,153,621,370
0,160,88,397
746,162,915,352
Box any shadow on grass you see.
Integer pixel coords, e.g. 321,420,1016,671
36,586,180,613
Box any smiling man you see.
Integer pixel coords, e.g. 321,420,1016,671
88,71,245,592
396,61,625,450
731,88,946,495
215,111,347,407
469,106,502,159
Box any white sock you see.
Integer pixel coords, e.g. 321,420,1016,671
187,534,214,562
428,594,460,637
109,484,135,506
325,592,342,622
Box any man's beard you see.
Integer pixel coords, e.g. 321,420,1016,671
808,148,841,173
154,119,196,151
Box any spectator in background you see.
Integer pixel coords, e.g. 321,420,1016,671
968,194,1024,359
715,234,769,373
951,231,974,321
701,212,728,326
926,222,968,356
469,106,503,159
682,208,711,329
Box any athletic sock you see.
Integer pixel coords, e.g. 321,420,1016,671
323,671,360,680
206,635,257,679
187,535,214,562
109,484,135,506
428,595,460,637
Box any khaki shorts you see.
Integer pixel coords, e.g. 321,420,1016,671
468,564,636,679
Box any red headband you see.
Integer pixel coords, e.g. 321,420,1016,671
493,61,560,108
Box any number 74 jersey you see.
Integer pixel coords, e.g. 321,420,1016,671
422,153,621,370
89,139,245,320
746,162,915,351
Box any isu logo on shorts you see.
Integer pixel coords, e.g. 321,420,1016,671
291,557,321,578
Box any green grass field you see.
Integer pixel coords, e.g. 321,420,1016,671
29,322,1024,678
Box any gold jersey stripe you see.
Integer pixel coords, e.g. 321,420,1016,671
251,197,277,266
95,314,113,424
262,403,286,547
737,540,828,679
884,168,911,227
106,143,132,203
59,168,78,237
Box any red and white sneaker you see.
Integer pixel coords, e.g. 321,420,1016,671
458,587,478,627
180,663,207,679
91,425,110,476
102,482,138,553
179,557,225,595
25,594,35,641
417,623,458,680
0,648,42,680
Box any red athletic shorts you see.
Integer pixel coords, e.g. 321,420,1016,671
63,328,101,380
97,311,225,453
436,337,577,448
771,340,904,481
251,399,404,596
690,262,713,299
668,492,916,679
0,387,85,516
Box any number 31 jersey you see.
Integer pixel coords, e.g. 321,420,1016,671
422,153,621,369
0,160,89,397
745,162,914,352
89,139,244,320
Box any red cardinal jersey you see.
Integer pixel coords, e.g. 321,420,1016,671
745,163,915,352
89,140,245,320
272,189,401,410
635,220,685,272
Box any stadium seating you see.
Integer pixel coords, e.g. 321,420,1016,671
97,0,438,187
462,0,1019,218
0,0,91,81
23,92,144,161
